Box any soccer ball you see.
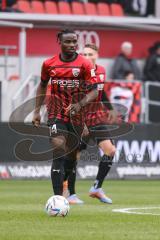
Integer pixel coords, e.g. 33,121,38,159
45,195,70,217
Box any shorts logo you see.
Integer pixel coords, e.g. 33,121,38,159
72,68,80,77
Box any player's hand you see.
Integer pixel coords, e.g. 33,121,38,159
107,109,118,124
66,103,81,116
82,125,89,137
32,111,41,127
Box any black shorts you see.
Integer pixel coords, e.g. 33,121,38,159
79,124,115,151
89,124,112,144
47,118,83,151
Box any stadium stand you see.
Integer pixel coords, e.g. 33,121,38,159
97,2,111,16
110,3,124,17
1,0,126,16
31,1,45,14
83,2,97,15
57,1,71,15
44,1,58,14
1,0,157,17
17,0,32,13
71,1,85,15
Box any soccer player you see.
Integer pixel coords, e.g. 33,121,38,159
32,29,99,197
65,44,117,204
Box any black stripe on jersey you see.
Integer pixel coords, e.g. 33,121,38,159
96,72,105,75
51,76,80,79
49,66,81,69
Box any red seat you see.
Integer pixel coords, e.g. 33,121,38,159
110,3,124,16
71,2,85,15
17,1,32,13
58,1,71,14
44,1,58,14
97,3,110,16
84,2,97,15
31,1,45,14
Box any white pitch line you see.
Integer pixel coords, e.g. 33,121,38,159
112,207,160,216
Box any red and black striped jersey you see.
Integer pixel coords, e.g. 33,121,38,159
85,64,108,127
41,53,97,125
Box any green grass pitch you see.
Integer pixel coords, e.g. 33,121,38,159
0,180,160,240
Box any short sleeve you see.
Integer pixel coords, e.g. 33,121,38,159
83,60,97,90
41,61,50,86
97,67,106,90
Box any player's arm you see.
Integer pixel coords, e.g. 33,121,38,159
66,88,98,115
101,90,113,110
80,87,98,107
32,62,50,127
66,61,98,114
101,90,118,123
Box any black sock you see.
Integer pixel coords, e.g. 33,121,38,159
63,163,70,182
94,155,113,189
51,149,66,195
64,158,77,195
68,165,76,195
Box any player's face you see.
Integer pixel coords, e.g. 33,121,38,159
60,33,78,55
83,47,98,65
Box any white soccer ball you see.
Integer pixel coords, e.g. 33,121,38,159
45,195,70,217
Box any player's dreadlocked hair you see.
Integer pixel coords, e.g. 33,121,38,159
57,29,77,42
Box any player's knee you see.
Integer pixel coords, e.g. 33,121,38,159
103,145,116,157
109,145,116,157
51,137,66,149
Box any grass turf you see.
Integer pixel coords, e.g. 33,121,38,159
0,180,160,240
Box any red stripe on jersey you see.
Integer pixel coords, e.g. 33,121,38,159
85,64,109,127
42,53,97,125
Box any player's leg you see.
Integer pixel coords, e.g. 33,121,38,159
89,139,116,204
94,139,115,189
63,149,84,204
63,153,76,198
63,125,85,204
48,119,70,196
64,139,87,194
50,135,67,195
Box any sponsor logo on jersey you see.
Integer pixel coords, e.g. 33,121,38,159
50,70,56,76
72,68,80,77
99,74,104,81
52,79,80,88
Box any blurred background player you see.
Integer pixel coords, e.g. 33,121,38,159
64,43,117,204
32,29,99,197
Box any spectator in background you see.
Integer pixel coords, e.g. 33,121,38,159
143,42,160,82
124,71,135,81
111,41,141,80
